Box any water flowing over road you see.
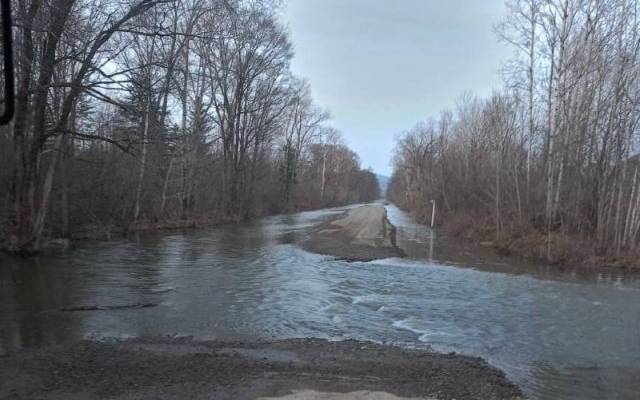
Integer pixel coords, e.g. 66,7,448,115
2,203,640,400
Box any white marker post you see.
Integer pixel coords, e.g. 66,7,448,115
430,200,436,229
428,200,436,260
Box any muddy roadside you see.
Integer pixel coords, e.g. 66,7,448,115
302,205,405,262
0,338,523,400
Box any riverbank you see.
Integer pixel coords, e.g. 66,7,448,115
0,202,371,256
302,205,405,261
0,338,523,400
441,213,640,271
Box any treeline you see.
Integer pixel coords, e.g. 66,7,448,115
389,0,640,266
0,0,379,254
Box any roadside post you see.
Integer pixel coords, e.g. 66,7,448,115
430,200,436,229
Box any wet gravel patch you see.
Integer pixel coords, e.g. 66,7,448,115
0,338,523,400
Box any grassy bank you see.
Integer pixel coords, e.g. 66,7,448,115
0,201,368,255
440,213,640,270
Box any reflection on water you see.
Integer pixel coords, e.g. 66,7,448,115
1,203,640,400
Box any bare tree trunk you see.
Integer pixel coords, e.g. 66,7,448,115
160,158,174,215
545,50,556,261
134,100,151,223
526,0,537,212
60,106,75,240
514,158,523,227
320,148,327,202
60,135,69,239
623,167,638,247
32,134,65,251
180,37,191,220
495,151,502,241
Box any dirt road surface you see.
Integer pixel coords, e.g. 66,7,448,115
303,205,405,261
0,338,523,400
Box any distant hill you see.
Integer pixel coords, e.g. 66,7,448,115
376,174,390,198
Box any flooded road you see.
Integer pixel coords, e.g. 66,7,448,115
2,203,640,400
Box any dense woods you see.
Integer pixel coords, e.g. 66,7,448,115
0,0,379,254
389,0,640,266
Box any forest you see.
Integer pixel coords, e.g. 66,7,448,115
389,0,640,266
0,0,380,254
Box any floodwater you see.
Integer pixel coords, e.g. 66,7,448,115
1,203,640,400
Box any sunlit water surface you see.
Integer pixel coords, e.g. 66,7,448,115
2,203,640,400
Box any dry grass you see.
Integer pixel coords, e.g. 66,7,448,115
442,214,640,270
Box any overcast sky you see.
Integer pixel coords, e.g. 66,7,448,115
281,0,512,176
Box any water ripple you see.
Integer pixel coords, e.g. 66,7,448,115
2,203,640,400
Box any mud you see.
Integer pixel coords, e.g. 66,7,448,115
0,338,523,400
303,205,405,261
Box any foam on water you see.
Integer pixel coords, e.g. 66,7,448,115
3,202,640,400
392,317,430,337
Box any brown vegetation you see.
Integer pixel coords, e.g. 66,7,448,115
0,0,380,254
388,0,640,269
